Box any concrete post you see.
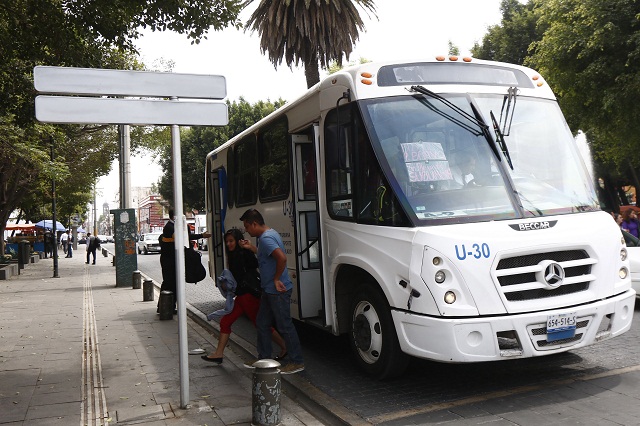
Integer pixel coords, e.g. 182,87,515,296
132,270,142,289
252,359,281,426
142,279,154,301
158,291,174,320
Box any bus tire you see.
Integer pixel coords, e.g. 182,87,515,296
349,286,409,379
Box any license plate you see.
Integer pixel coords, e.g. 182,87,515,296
546,312,577,342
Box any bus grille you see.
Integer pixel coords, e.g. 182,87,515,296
496,250,594,302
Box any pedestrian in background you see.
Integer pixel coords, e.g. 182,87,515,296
159,209,211,313
60,230,68,254
621,209,639,238
85,233,100,265
202,228,287,364
65,231,73,258
43,231,53,259
239,208,305,374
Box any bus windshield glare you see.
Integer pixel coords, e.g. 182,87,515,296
361,94,599,224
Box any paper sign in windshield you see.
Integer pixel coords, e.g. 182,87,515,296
401,142,447,162
401,142,452,182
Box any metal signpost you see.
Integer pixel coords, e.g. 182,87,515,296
34,66,228,408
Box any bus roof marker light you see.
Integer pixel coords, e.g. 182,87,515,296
436,55,446,61
532,76,540,80
361,72,373,78
537,82,544,87
449,56,459,61
361,79,373,85
463,57,472,62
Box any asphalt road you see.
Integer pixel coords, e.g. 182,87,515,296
125,243,640,425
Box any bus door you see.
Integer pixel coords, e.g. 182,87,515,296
292,132,324,320
207,166,225,279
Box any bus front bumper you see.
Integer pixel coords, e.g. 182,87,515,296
392,289,636,363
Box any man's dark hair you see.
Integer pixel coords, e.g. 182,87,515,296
240,208,265,225
168,209,174,218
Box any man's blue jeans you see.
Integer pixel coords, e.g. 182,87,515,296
256,290,304,364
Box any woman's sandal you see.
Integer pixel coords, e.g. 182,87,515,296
201,355,223,364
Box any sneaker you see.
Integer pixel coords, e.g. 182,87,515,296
243,358,259,369
280,363,305,375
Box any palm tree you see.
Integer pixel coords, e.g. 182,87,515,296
244,0,377,89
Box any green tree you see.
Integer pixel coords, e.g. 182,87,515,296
448,41,460,56
244,0,377,89
471,0,541,65
0,0,242,252
157,97,286,210
528,0,640,199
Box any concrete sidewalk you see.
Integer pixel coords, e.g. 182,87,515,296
0,252,322,425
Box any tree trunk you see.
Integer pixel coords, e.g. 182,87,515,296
304,57,321,89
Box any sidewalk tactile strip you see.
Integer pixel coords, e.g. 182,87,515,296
81,267,109,425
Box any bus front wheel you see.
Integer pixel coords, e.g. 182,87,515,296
349,287,409,379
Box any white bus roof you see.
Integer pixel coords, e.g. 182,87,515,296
208,57,556,158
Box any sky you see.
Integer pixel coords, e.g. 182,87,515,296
97,0,505,209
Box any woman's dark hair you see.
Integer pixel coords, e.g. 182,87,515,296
224,228,245,255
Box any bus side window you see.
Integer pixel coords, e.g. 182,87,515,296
258,117,290,202
235,135,258,207
324,107,354,219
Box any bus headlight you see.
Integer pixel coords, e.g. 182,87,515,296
619,267,629,279
444,291,456,304
432,257,442,266
435,270,446,283
621,248,628,261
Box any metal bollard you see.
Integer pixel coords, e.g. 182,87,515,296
158,291,174,320
252,359,281,426
132,270,142,289
142,279,154,301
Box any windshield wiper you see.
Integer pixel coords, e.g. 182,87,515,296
490,110,514,170
410,85,508,168
499,86,518,136
409,85,487,137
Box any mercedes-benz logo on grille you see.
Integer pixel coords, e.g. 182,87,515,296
542,261,565,289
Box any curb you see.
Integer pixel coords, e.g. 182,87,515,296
135,272,365,426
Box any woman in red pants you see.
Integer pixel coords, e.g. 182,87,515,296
202,228,286,364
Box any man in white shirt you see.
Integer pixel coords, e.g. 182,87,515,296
60,231,69,254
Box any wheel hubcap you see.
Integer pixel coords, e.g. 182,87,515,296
352,300,383,364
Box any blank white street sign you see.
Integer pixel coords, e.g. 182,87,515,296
34,66,226,99
35,96,228,126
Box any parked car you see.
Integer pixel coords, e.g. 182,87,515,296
622,230,640,295
137,232,163,255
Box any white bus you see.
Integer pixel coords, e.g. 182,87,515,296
204,57,635,378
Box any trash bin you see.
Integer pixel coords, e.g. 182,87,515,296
17,241,29,270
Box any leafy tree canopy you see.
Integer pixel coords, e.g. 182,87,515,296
0,0,242,252
244,0,377,88
528,0,640,170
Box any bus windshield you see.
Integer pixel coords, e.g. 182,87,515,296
361,94,599,224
